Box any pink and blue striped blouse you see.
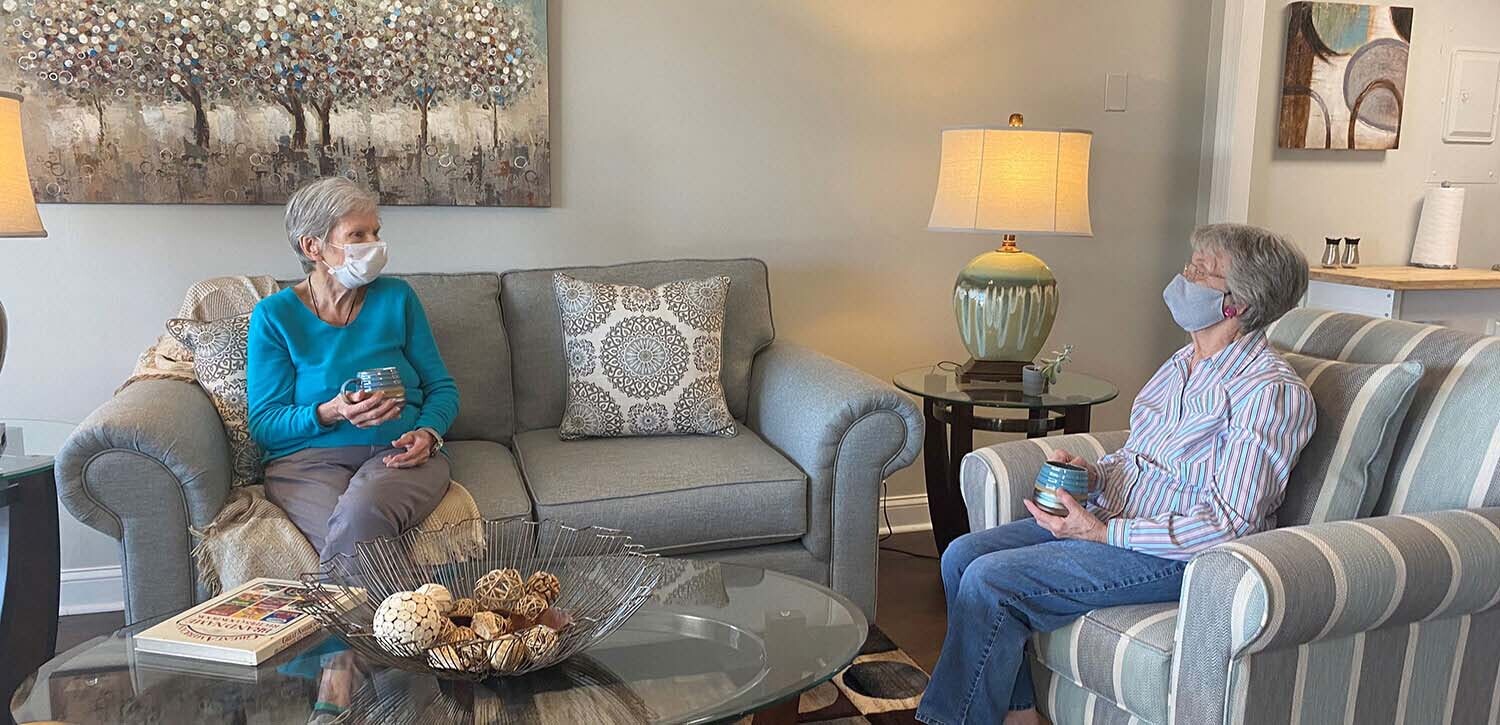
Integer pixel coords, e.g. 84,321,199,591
1090,331,1316,560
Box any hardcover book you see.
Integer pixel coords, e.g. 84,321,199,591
132,578,360,666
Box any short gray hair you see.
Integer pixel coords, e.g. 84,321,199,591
1190,223,1309,332
284,177,379,274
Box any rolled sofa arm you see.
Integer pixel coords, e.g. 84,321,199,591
959,431,1130,531
746,342,922,616
55,379,233,624
1172,507,1500,724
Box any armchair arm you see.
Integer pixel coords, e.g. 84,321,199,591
55,379,233,624
959,431,1130,531
1172,508,1500,724
746,343,921,616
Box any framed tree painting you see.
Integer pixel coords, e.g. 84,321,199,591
1278,2,1412,150
0,0,549,206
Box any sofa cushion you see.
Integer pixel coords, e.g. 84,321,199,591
1268,310,1500,514
400,274,513,444
1032,602,1177,725
513,426,806,554
1279,352,1424,524
444,440,532,519
503,260,775,433
554,273,736,439
166,314,262,487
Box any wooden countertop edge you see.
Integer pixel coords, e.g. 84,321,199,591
1308,267,1500,290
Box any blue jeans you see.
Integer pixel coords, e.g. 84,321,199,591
914,520,1188,725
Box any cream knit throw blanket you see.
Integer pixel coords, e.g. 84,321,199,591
138,276,485,594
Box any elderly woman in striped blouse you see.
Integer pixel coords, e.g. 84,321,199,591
916,224,1318,725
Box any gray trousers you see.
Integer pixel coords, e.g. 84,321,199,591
264,445,451,560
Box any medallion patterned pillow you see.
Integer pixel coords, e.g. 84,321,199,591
167,314,263,487
554,273,737,439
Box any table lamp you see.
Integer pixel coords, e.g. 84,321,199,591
928,114,1091,382
0,91,48,382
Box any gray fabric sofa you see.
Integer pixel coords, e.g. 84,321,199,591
56,259,922,625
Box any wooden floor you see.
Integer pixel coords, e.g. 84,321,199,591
55,531,950,670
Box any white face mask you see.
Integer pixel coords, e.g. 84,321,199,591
324,240,388,289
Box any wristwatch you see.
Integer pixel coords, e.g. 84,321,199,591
419,427,445,452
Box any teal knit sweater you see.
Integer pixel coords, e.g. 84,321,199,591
246,277,459,461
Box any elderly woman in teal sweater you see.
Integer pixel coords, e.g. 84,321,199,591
247,176,459,560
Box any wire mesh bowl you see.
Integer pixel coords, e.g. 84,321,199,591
297,517,662,681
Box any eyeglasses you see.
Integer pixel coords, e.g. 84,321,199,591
1182,261,1227,285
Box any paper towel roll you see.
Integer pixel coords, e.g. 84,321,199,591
1410,185,1465,269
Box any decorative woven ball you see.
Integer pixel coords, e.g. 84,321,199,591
450,597,480,618
415,583,454,615
474,568,525,611
440,624,476,646
427,643,467,671
372,591,446,656
519,624,560,660
487,634,528,673
471,610,508,640
459,640,491,673
525,571,562,604
512,593,548,623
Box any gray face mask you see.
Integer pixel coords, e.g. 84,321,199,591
1162,274,1228,332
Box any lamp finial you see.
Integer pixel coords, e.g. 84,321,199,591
1008,113,1024,127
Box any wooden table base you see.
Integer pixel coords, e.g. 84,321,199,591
923,401,1094,553
750,696,800,724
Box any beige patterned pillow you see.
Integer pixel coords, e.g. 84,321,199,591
167,314,262,487
554,273,736,439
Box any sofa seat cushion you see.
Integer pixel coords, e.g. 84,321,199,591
513,427,807,554
1032,602,1177,725
444,441,533,519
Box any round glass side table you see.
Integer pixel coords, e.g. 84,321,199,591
892,368,1118,553
1,418,77,716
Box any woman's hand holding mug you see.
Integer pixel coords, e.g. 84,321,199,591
317,390,404,428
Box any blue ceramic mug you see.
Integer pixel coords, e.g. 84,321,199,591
1033,460,1090,516
340,366,406,403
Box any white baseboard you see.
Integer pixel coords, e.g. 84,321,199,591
59,565,125,615
879,493,933,535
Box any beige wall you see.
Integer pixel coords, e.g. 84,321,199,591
1249,0,1500,266
0,1,1210,578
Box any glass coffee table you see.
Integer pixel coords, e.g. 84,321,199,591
10,560,867,725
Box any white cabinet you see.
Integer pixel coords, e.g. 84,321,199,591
1303,266,1500,335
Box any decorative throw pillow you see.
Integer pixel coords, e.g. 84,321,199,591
1278,352,1424,526
554,273,736,439
167,314,262,487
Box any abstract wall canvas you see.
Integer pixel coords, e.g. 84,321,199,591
0,0,548,205
1278,2,1412,150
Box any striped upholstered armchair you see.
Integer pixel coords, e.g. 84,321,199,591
959,309,1500,725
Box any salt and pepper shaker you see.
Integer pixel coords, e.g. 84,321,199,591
1322,237,1343,268
1341,237,1361,268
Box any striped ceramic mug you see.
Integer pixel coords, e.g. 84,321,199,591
1033,460,1090,516
340,366,406,403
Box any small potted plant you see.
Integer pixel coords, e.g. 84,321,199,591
1023,345,1072,396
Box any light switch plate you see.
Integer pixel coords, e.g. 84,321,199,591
1105,73,1128,112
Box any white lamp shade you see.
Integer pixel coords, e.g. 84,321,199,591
0,92,45,238
928,127,1092,236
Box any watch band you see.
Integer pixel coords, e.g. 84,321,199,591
419,427,445,451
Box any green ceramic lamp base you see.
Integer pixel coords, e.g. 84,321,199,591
952,236,1059,368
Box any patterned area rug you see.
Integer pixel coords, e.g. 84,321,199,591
738,626,930,724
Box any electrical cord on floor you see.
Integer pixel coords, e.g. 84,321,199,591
876,360,962,561
878,477,940,560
